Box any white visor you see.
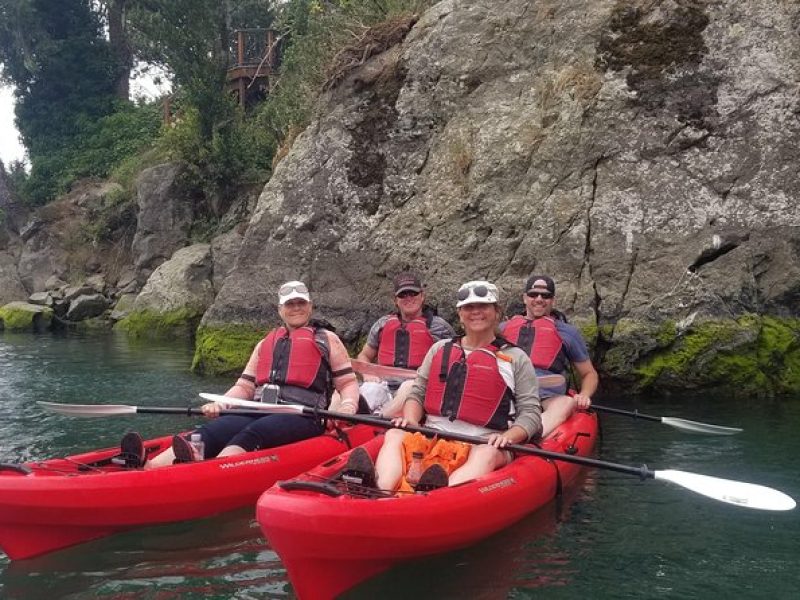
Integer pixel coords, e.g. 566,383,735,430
456,280,499,308
278,280,311,305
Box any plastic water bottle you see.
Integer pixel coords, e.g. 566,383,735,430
189,433,205,461
406,452,425,487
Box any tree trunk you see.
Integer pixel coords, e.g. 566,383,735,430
108,0,132,100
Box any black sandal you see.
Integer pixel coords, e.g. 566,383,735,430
341,447,377,488
113,431,145,468
172,435,195,463
415,464,448,492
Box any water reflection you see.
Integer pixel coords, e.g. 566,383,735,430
1,509,280,600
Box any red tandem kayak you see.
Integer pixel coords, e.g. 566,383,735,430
0,424,378,560
256,410,598,599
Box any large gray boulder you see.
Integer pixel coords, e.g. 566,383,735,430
132,244,215,314
66,293,110,321
210,227,245,292
0,252,26,305
131,162,194,282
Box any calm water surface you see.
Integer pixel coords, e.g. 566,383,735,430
1,331,798,599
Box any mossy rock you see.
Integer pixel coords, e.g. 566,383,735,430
115,308,202,340
0,302,53,332
600,318,664,378
631,315,800,395
192,323,267,376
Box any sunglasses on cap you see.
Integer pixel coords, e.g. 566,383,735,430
279,282,309,296
396,290,420,299
526,291,553,299
457,284,490,301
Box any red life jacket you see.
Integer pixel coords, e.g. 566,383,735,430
255,326,331,408
377,313,435,369
424,338,514,431
502,315,569,374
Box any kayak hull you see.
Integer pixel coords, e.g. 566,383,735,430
0,425,378,560
257,411,598,599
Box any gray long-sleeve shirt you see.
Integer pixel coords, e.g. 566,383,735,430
406,339,542,440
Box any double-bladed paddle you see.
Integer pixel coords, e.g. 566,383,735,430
38,397,792,511
352,360,741,435
207,397,792,511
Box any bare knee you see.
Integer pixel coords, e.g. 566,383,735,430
469,444,506,470
383,428,406,446
218,445,246,457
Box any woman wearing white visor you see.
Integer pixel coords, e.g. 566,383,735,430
121,280,360,468
344,280,542,492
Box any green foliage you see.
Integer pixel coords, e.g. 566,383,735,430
256,0,435,141
157,98,275,205
0,0,123,203
17,101,162,204
192,323,266,375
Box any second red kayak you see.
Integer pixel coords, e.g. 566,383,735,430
256,410,598,599
0,424,379,560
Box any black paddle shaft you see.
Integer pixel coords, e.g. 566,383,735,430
591,405,661,423
134,407,285,418
309,408,656,481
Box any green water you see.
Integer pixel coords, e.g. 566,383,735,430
1,331,798,599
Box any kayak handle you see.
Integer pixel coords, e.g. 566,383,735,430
279,480,344,497
0,463,32,475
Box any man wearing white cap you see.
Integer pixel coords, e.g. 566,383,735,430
121,280,361,468
501,274,598,437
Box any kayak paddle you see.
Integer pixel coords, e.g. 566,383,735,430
351,362,738,434
351,358,566,388
201,397,795,511
36,401,298,418
591,404,742,435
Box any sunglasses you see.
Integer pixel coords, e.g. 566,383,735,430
279,282,308,296
526,291,553,299
396,290,420,299
457,284,489,301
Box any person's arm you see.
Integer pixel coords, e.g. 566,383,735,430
327,332,360,415
560,324,598,409
507,349,543,439
571,359,598,409
356,343,378,363
356,318,384,381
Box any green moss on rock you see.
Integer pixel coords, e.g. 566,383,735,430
192,323,266,376
632,315,800,394
115,308,202,339
0,302,53,331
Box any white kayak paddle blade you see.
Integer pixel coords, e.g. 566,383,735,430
37,401,137,417
198,393,305,414
655,469,796,511
661,417,742,435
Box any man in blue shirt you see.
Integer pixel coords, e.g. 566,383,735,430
500,275,598,437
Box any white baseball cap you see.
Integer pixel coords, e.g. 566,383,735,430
456,280,499,308
278,281,311,305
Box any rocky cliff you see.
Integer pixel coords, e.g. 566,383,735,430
198,0,800,394
3,0,799,396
